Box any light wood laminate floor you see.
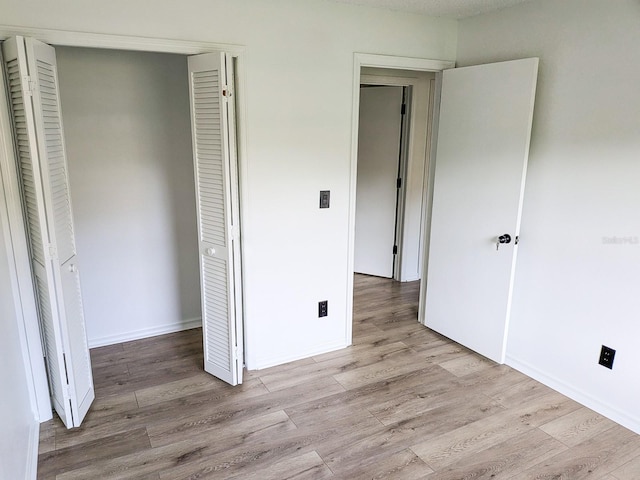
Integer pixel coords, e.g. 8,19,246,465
38,274,640,479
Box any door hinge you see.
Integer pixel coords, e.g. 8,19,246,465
397,178,402,189
401,103,407,115
393,245,398,255
46,243,57,260
22,75,35,96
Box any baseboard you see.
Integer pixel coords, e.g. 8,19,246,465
26,420,39,480
249,340,349,370
88,317,202,348
506,354,640,435
399,275,421,283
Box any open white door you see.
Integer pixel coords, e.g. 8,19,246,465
188,52,243,386
424,58,538,363
354,86,403,278
2,36,94,427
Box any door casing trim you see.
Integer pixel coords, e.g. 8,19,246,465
346,53,454,345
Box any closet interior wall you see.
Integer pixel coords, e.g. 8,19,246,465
55,46,201,347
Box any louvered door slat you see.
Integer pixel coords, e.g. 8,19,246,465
34,57,76,265
189,52,243,386
203,255,231,370
5,57,47,266
194,67,227,250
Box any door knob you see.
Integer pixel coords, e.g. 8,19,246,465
498,234,511,244
205,247,216,256
496,234,512,251
68,264,78,273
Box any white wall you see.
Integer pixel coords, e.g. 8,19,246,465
0,178,37,479
0,0,458,368
457,0,640,433
56,47,200,346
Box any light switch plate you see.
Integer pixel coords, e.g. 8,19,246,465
320,190,330,209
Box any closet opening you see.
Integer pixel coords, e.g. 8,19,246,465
0,33,247,427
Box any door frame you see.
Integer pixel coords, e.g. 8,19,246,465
346,53,454,344
0,25,249,422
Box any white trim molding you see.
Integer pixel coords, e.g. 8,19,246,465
25,421,39,480
0,25,245,54
507,354,640,435
251,340,349,371
88,318,203,349
356,53,455,72
345,53,455,346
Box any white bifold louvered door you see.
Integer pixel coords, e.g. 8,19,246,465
188,52,243,385
2,36,94,428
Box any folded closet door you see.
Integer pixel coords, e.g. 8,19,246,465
2,36,94,428
188,52,243,386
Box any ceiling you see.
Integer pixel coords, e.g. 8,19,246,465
327,0,532,18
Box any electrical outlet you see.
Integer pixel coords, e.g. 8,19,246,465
599,345,616,369
318,300,328,318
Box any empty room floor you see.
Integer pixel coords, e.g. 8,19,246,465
38,274,640,479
